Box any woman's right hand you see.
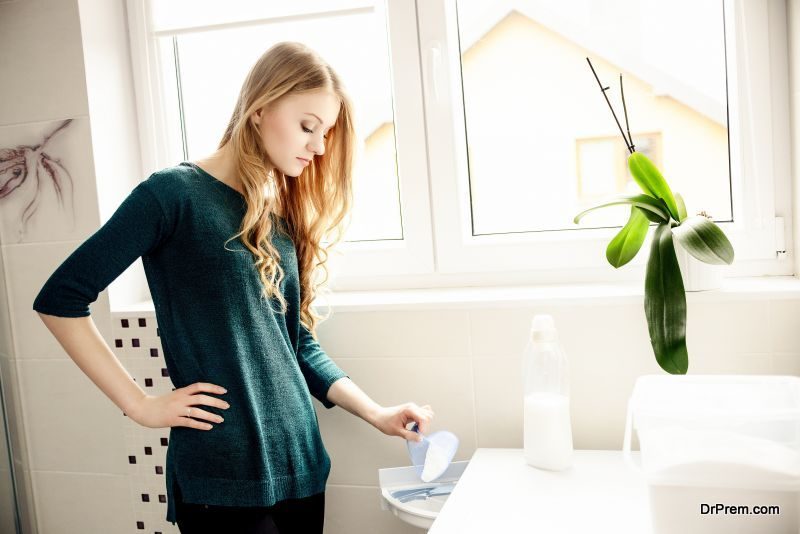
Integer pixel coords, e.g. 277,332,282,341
128,382,230,430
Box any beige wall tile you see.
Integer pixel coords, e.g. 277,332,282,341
32,471,132,534
0,0,89,126
316,310,470,358
5,241,111,359
1,357,29,467
0,118,101,246
772,353,800,376
325,484,424,534
469,308,533,358
0,248,13,356
770,299,800,353
569,344,659,450
473,357,523,448
690,352,774,375
0,468,16,533
13,460,37,534
686,300,772,355
556,304,653,372
18,359,127,473
470,302,653,360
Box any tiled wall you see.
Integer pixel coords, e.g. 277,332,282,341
313,297,800,534
0,0,140,532
0,0,100,532
113,315,173,534
107,296,800,534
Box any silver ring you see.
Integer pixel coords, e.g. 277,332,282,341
187,407,192,417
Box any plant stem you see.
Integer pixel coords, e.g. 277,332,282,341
586,57,634,154
619,74,635,152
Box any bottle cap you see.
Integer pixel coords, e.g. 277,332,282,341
530,314,558,342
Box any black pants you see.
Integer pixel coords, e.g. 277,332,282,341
176,492,325,534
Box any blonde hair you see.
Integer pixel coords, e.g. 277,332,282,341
219,42,355,335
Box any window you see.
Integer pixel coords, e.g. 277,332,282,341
128,0,434,279
127,0,792,290
417,0,790,280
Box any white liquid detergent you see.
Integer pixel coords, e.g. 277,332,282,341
524,392,573,470
420,441,451,482
522,315,573,471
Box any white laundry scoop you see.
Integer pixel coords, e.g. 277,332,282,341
406,422,459,482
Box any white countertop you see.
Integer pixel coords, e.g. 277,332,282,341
428,449,651,534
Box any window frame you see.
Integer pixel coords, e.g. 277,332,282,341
126,0,793,292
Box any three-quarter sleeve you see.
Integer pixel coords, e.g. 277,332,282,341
295,324,348,409
33,180,173,318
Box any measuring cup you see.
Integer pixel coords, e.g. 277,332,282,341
406,422,459,482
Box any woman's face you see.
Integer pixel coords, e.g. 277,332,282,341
253,89,341,178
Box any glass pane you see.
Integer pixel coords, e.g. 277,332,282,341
456,0,732,235
156,3,402,241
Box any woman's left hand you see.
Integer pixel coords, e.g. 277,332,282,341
370,403,435,442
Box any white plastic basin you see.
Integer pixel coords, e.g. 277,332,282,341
378,460,469,530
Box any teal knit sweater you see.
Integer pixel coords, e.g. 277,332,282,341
32,162,349,524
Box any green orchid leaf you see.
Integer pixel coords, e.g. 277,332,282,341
640,197,672,223
606,207,649,268
672,215,734,265
674,193,688,222
628,153,681,222
645,224,688,374
573,194,669,225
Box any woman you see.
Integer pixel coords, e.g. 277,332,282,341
33,42,434,534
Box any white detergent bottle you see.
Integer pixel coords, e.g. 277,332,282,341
523,314,574,470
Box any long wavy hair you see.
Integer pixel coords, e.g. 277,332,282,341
219,42,355,335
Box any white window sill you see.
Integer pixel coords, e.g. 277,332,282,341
112,276,800,315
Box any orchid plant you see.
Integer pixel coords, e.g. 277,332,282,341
573,58,734,374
